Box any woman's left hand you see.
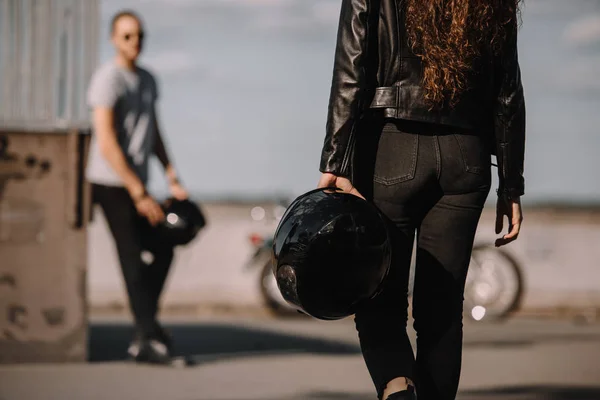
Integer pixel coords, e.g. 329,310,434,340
169,181,189,201
317,172,365,200
495,196,523,247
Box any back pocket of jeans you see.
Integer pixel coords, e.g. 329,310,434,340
453,133,489,175
373,125,418,186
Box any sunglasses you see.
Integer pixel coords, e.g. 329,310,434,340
123,31,145,41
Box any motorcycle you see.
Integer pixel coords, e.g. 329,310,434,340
462,244,524,321
246,228,524,322
245,232,299,316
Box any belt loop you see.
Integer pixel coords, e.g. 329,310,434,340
395,86,401,109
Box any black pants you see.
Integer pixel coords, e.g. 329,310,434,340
353,119,492,400
92,184,174,340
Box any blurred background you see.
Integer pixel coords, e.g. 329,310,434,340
105,0,600,203
1,0,600,399
89,0,600,317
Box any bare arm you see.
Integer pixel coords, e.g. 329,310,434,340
92,107,146,200
93,107,165,223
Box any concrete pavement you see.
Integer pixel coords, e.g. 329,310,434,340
1,315,600,400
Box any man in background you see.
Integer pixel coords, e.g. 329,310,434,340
86,9,188,364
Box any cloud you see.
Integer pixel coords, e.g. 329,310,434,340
134,0,294,7
311,2,341,24
554,56,600,95
524,0,600,17
564,15,600,47
102,0,341,37
249,0,340,35
140,50,200,75
216,0,293,5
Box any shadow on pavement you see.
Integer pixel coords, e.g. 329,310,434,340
462,332,600,349
88,322,360,363
216,386,600,400
458,386,600,400
232,392,372,400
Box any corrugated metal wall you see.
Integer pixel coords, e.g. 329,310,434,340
0,0,100,131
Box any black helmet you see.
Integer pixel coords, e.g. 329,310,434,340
157,198,206,246
272,187,391,320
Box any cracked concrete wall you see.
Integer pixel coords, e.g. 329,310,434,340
0,131,90,363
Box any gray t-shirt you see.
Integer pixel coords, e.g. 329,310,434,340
86,61,159,186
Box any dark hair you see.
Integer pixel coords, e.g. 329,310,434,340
110,10,143,35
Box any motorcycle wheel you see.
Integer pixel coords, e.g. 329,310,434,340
464,245,524,322
259,260,306,318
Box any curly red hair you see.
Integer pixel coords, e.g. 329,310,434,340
405,0,522,108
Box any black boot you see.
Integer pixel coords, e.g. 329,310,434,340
385,385,416,400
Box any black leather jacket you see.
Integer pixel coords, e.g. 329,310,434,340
319,0,526,199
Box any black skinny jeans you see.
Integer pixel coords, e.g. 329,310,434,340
353,119,492,400
92,184,174,340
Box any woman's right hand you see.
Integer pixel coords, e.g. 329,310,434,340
318,172,365,199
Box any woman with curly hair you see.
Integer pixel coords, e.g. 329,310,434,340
317,0,526,399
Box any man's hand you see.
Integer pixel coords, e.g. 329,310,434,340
495,195,523,247
128,184,165,226
169,180,189,201
317,172,364,199
134,195,165,226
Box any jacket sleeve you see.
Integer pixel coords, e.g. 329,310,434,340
493,15,526,199
319,0,379,177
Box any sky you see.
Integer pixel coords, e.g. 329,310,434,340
97,0,600,205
